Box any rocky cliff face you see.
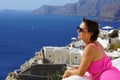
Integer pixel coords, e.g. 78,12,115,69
34,0,120,21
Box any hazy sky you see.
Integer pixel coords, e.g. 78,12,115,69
0,0,78,11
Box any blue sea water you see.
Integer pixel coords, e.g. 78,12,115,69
0,12,120,80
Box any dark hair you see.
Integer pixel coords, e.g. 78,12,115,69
82,18,100,41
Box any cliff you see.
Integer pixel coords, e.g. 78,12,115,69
34,0,120,21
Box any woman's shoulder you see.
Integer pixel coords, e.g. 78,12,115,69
84,42,102,55
85,43,97,51
84,43,97,55
87,41,104,50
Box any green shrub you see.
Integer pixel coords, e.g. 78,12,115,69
110,43,120,50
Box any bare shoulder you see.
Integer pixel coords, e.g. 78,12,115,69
82,44,97,58
83,43,102,58
85,43,97,53
84,42,104,61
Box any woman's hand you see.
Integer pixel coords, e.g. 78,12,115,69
62,69,72,79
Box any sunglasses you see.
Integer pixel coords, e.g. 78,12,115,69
77,26,87,32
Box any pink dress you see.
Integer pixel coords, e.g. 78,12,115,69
87,44,120,80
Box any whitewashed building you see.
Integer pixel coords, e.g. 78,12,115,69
54,48,70,64
119,30,120,40
42,46,82,65
70,50,81,65
43,46,55,63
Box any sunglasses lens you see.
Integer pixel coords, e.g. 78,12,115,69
77,27,83,32
80,28,83,32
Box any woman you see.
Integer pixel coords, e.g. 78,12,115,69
62,18,120,80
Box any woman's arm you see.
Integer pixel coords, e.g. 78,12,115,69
63,44,94,78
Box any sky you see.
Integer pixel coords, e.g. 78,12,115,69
0,0,78,11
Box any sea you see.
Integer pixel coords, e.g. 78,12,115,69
0,12,120,80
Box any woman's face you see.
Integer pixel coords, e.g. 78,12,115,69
77,22,91,41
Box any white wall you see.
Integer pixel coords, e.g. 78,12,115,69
119,30,120,40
